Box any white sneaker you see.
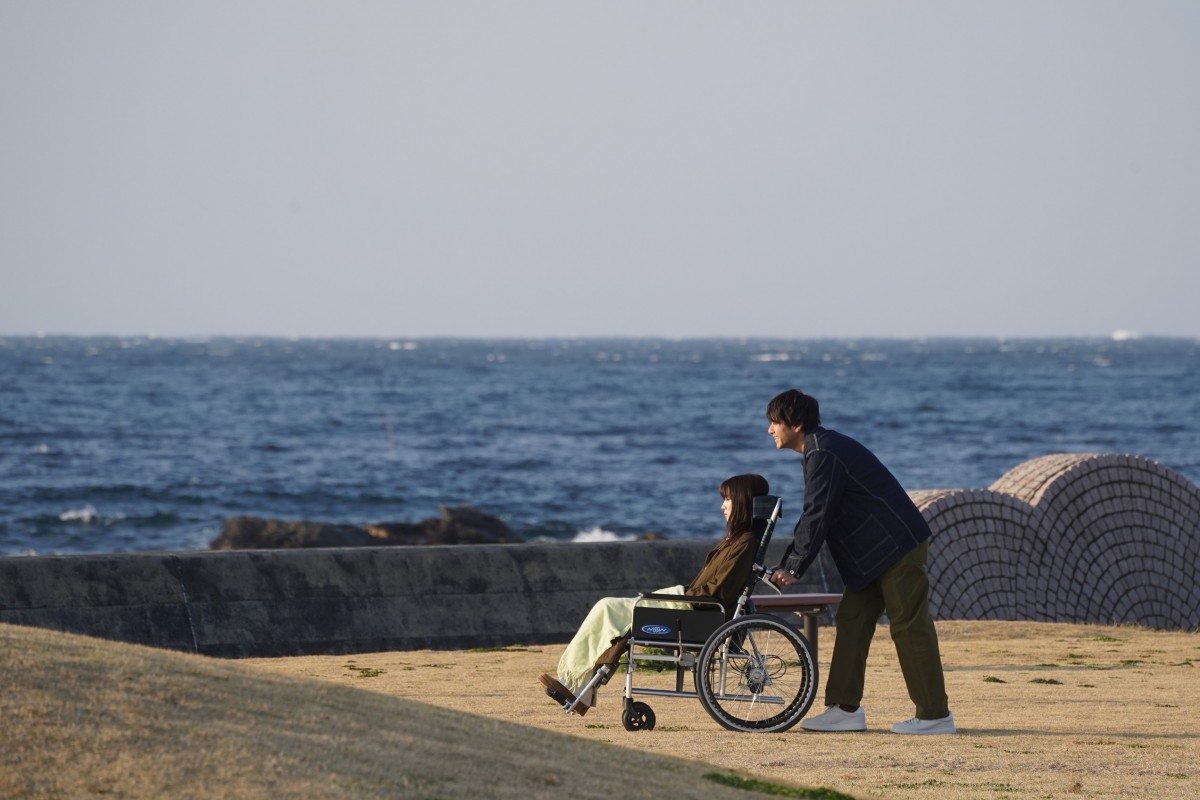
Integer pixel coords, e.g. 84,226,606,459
800,705,866,732
891,713,956,735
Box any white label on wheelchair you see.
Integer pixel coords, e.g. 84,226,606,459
640,624,672,635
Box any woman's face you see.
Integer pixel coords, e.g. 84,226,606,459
721,494,732,522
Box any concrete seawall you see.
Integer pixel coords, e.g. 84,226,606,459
0,538,832,658
3,452,1196,657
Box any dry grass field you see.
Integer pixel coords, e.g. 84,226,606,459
4,619,1199,799
1,622,820,800
249,619,1200,800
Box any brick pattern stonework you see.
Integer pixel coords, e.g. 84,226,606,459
916,454,1200,630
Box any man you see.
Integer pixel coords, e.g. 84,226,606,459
766,389,955,735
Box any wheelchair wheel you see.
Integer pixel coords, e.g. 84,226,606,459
695,613,817,733
621,701,656,732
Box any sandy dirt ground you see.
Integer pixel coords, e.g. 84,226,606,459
246,619,1200,800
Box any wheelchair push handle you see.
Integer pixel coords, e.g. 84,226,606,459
768,496,782,523
749,495,785,594
751,562,785,594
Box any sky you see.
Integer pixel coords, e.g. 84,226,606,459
1,2,1198,340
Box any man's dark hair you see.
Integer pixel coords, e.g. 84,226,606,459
765,389,821,431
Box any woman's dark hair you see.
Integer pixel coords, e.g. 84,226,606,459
765,389,821,431
720,473,770,537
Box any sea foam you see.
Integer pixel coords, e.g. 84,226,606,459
572,527,638,543
59,505,100,523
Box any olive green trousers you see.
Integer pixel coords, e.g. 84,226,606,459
823,540,950,720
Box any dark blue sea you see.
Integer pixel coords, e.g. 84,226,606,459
2,336,1197,557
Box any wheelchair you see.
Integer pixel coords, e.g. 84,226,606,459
565,495,818,733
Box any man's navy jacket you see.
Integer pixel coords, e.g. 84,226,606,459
780,426,932,592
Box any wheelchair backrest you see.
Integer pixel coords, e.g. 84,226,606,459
734,494,783,613
750,494,782,572
752,494,782,522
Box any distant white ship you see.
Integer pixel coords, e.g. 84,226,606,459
1111,329,1140,341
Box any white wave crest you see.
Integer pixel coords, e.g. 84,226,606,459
59,505,100,523
572,527,638,543
4,549,40,558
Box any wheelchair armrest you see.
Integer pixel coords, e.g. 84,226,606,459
681,594,724,611
636,592,725,614
638,592,693,602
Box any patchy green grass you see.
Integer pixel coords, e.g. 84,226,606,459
703,772,856,799
343,664,386,678
465,645,538,654
882,778,1017,793
880,778,945,789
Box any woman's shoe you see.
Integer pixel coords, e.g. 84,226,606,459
539,673,589,716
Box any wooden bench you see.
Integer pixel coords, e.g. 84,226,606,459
750,592,842,660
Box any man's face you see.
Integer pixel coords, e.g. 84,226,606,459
768,418,805,452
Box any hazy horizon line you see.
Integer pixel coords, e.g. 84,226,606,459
2,330,1192,344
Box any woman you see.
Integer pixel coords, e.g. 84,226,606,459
540,473,770,716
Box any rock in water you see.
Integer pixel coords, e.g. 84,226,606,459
367,506,521,545
424,505,521,545
211,506,521,550
211,517,378,550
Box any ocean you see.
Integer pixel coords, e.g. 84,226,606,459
2,336,1197,557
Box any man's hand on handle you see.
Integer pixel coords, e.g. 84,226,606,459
771,569,799,587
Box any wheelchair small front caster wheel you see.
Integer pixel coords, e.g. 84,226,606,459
622,701,656,731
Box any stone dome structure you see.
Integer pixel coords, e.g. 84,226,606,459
915,454,1200,630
